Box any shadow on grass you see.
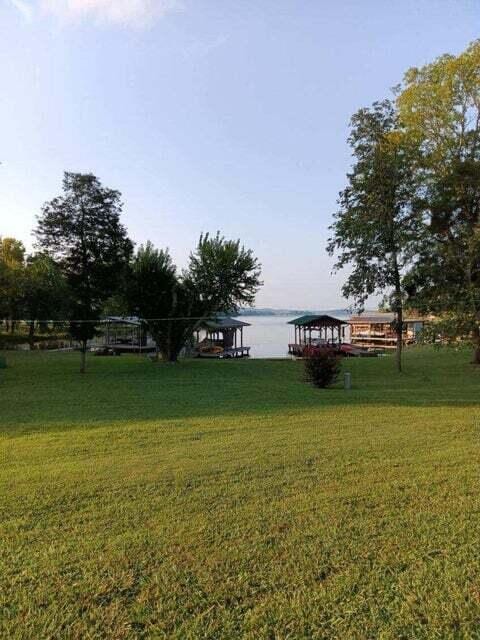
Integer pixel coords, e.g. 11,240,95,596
1,347,479,436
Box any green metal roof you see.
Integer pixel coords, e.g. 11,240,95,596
288,314,347,327
202,316,250,330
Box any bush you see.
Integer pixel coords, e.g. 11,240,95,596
0,333,70,350
304,349,341,388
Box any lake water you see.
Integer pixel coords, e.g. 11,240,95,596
236,314,350,359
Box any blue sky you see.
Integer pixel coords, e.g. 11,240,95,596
1,0,478,308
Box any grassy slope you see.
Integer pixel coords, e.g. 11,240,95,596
1,348,479,639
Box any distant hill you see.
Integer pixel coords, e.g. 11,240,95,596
237,307,350,318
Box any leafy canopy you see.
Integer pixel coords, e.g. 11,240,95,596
398,40,480,360
127,233,262,361
328,100,420,310
35,172,133,347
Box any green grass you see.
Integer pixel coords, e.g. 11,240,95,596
1,348,480,639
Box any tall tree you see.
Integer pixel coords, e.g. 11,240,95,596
127,233,262,362
327,100,420,372
188,233,261,313
126,241,182,361
398,40,480,363
35,173,133,372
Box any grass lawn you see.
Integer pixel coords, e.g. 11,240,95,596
1,347,480,639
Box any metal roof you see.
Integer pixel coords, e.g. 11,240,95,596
349,313,427,324
202,316,251,330
288,314,347,327
102,316,142,326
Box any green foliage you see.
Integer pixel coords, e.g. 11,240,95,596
0,330,70,349
1,348,479,637
331,43,480,365
328,100,421,371
21,254,70,342
398,40,480,169
0,236,26,326
403,160,480,326
35,172,133,368
0,236,25,267
398,42,480,362
0,239,68,342
127,242,177,316
328,101,419,308
127,234,262,362
126,242,194,360
304,349,341,388
188,232,262,313
101,293,130,317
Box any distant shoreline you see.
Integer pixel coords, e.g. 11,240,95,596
237,308,350,317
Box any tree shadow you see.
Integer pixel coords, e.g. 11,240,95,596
1,348,479,436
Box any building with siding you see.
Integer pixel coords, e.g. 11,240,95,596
348,312,429,349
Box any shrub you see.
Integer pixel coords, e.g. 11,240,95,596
0,333,70,350
304,349,341,388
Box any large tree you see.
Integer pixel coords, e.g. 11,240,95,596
327,100,420,372
127,233,262,362
126,241,184,361
35,173,133,372
398,40,480,363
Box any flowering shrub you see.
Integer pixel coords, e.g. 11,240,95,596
304,348,341,388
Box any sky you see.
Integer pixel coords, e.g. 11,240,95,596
0,0,479,309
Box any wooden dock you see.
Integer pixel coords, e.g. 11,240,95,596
198,346,250,359
91,343,157,355
224,346,250,358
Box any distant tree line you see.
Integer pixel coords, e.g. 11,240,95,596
329,40,480,369
1,173,262,372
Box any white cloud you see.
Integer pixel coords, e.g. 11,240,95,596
40,0,179,28
9,0,34,22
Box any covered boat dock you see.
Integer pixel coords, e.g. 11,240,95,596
288,315,347,356
195,317,251,358
92,316,156,353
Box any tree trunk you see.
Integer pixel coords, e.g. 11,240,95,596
167,349,178,363
472,324,480,364
391,250,403,373
80,340,87,373
28,321,35,350
166,319,174,363
395,305,403,373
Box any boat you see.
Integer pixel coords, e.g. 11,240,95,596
197,345,225,358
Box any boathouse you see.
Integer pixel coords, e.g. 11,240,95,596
94,316,156,353
195,316,251,358
287,315,347,356
348,312,428,349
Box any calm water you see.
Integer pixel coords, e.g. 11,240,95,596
235,315,296,359
236,314,350,359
